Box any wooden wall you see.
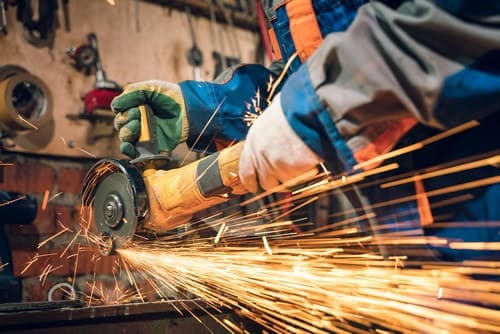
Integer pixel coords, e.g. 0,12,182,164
0,0,260,159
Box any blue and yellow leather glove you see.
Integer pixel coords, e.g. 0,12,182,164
111,80,189,158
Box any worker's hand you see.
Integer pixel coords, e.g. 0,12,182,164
239,94,322,193
111,80,189,158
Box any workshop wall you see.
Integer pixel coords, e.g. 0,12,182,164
0,0,261,302
1,143,177,303
0,0,260,159
0,152,94,302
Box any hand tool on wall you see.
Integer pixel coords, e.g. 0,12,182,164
185,7,203,81
66,33,122,142
0,0,7,35
212,51,239,79
82,105,246,255
0,65,53,140
207,0,240,79
16,0,58,48
61,0,70,32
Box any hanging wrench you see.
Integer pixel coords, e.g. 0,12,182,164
0,0,7,35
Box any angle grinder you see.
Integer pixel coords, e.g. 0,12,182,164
82,105,246,255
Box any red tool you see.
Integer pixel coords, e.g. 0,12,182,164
66,33,122,140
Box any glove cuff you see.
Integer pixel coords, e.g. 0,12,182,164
178,92,189,143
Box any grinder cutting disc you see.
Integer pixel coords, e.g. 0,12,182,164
81,159,147,255
93,173,136,247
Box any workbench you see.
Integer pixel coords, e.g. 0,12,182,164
0,299,236,333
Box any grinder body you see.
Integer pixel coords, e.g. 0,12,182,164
142,141,245,232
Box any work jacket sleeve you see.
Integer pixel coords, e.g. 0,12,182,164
279,0,500,172
178,64,276,152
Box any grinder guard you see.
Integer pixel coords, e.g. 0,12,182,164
81,159,148,255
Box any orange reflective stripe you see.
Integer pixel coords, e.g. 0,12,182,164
268,27,282,60
214,138,233,151
354,118,418,166
286,0,323,62
414,178,434,227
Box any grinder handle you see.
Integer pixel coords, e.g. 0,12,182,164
143,140,248,232
135,104,159,158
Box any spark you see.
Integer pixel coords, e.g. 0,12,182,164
21,256,39,275
262,236,272,255
449,242,500,250
0,195,26,207
354,120,480,170
214,222,227,244
180,97,227,166
118,237,500,333
88,272,97,306
266,53,298,104
37,227,71,249
60,136,97,158
381,155,500,188
17,115,38,130
60,230,81,258
41,190,50,211
29,113,498,334
49,191,64,202
75,146,97,158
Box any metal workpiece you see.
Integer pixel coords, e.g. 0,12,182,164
0,300,236,334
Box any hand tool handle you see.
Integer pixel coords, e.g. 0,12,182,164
135,104,159,158
0,0,7,35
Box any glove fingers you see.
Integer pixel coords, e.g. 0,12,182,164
120,142,138,158
114,107,141,130
112,89,148,112
238,147,259,194
259,170,280,191
119,119,141,143
111,81,182,115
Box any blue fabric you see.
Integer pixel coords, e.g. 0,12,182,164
435,0,500,19
312,0,366,37
434,50,500,127
272,0,364,72
179,64,275,152
272,7,300,71
418,111,500,262
431,184,500,261
280,63,358,172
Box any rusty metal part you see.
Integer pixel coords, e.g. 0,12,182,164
0,65,52,137
0,300,236,334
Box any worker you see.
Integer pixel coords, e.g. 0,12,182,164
112,1,500,261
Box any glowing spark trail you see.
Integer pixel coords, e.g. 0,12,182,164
41,190,50,211
31,107,498,334
0,195,26,207
118,238,500,334
17,115,38,130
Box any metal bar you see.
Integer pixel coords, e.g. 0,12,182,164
0,299,233,332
